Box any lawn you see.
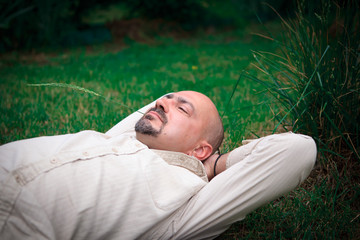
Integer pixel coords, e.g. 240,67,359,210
0,25,279,146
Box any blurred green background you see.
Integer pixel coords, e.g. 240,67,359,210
0,0,294,51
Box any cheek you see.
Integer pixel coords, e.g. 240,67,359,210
163,120,199,141
161,127,184,140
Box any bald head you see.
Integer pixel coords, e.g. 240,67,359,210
179,91,224,154
135,91,224,160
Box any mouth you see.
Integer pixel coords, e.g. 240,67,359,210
147,111,163,122
144,108,167,123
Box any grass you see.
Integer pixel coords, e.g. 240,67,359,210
0,27,279,145
220,181,359,239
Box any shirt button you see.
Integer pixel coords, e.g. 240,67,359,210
15,175,21,183
135,143,142,148
112,147,118,153
83,151,89,156
50,158,58,164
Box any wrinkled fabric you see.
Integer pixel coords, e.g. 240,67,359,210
0,131,207,239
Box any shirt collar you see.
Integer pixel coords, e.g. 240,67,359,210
151,149,208,182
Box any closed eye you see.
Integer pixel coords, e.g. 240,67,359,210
179,107,188,114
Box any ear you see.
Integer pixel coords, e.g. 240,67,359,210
192,141,213,161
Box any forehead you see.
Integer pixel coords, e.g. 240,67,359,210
165,91,208,107
164,93,195,108
166,91,215,116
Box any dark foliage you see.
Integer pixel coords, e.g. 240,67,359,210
124,0,222,30
0,0,116,51
0,0,297,52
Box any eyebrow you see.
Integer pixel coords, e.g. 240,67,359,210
164,94,174,99
165,94,195,112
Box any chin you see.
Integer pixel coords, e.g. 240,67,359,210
135,132,154,147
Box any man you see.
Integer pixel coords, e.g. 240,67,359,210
0,91,317,239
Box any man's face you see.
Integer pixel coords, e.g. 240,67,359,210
135,91,216,155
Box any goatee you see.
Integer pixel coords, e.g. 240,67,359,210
135,107,168,137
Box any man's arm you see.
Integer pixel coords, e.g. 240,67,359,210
170,132,317,239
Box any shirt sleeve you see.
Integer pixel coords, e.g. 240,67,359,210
105,93,173,137
105,101,155,137
171,133,316,239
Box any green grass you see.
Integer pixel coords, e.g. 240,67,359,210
221,185,358,239
0,28,279,146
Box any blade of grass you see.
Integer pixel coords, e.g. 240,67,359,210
28,83,144,114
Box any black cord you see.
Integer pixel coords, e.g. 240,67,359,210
213,154,223,177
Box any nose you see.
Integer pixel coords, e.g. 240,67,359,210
155,97,171,113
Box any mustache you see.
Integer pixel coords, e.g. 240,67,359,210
145,107,168,123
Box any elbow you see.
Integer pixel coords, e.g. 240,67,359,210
283,133,317,183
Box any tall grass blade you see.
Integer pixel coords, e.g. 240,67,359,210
28,83,144,114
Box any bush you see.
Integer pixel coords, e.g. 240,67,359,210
0,0,116,51
250,0,359,168
123,0,296,29
123,0,222,30
0,0,75,51
238,0,360,238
